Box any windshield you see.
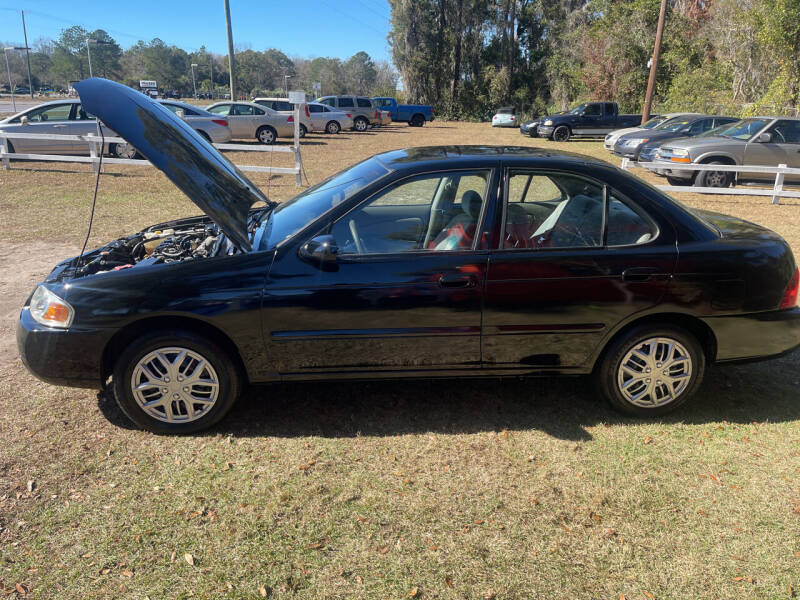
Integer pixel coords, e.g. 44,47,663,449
654,117,693,132
714,118,771,140
568,103,588,115
254,158,391,250
642,116,666,129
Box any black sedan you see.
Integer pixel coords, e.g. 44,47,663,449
17,78,800,434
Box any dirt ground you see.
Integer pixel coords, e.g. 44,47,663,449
1,122,799,599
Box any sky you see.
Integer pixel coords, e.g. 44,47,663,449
0,0,393,62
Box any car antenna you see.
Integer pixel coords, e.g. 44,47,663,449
74,126,104,275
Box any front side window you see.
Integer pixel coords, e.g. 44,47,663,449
319,98,335,107
584,104,602,116
23,104,72,122
502,171,655,249
330,170,490,255
767,119,800,144
207,104,231,115
716,118,771,140
74,104,97,120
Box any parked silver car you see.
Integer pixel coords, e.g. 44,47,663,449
603,113,690,150
649,116,800,187
306,102,354,134
316,95,379,131
0,99,127,156
252,97,313,136
157,100,232,144
205,101,294,144
491,106,517,127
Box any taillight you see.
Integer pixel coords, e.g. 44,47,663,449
212,119,228,127
780,267,799,308
305,105,310,117
287,115,294,122
346,113,351,118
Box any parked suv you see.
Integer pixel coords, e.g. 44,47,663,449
316,95,379,131
649,116,800,187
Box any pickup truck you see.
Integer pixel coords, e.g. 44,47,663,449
372,97,434,127
537,102,642,142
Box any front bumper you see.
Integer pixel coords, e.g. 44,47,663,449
16,307,113,389
704,307,800,363
537,126,554,138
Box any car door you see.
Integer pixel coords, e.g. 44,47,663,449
577,103,603,135
11,102,75,154
483,168,676,371
308,103,326,130
743,119,800,182
262,167,499,376
208,103,245,137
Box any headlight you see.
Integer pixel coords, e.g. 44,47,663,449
671,148,689,157
544,120,552,126
29,285,74,329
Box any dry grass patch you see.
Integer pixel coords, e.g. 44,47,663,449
1,121,799,599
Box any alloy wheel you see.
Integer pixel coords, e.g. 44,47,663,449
616,337,693,408
131,346,220,423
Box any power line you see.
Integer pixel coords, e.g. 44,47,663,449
316,0,388,36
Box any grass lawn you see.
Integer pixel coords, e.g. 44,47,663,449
1,122,799,599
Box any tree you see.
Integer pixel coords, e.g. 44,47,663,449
343,51,377,94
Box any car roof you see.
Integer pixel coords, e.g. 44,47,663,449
373,145,604,170
750,115,799,120
254,97,289,101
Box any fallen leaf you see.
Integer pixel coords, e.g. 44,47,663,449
408,586,419,597
99,568,110,575
733,576,745,581
643,592,655,600
619,595,626,600
81,552,93,559
120,570,133,578
602,528,616,537
445,575,453,588
355,575,363,585
474,519,484,525
795,552,800,558
485,589,496,599
184,553,195,566
26,480,35,493
355,515,367,523
170,551,177,563
592,513,601,522
307,538,328,550
259,585,268,597
378,546,389,554
15,583,27,596
789,584,794,598
644,437,652,444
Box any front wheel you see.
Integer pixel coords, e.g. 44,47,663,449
353,117,369,132
552,125,570,142
257,126,277,145
697,161,733,188
595,325,705,416
325,120,341,134
112,330,242,434
112,142,138,159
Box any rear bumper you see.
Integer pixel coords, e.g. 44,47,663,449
16,308,112,389
704,307,800,363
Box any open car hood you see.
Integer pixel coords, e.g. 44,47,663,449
75,78,270,251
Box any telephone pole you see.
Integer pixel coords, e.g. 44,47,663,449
641,0,668,124
21,10,33,98
224,0,235,100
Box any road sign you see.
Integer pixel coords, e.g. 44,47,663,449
139,80,157,90
288,90,306,104
312,81,321,92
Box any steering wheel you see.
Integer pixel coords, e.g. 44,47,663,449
773,129,786,143
348,219,366,254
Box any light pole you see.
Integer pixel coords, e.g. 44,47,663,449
3,47,15,112
191,63,198,99
284,74,292,96
86,39,113,79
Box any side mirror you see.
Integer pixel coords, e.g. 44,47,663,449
298,235,339,271
20,115,28,125
757,132,773,143
176,109,186,119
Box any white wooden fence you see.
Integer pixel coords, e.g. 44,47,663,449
0,107,304,186
621,158,800,205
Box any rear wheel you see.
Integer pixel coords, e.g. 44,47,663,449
353,117,369,132
112,330,242,434
595,325,705,416
112,142,138,159
697,161,733,188
325,120,341,134
257,125,277,145
299,124,307,138
410,114,425,127
552,125,571,142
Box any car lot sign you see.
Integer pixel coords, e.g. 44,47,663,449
289,90,306,105
139,80,157,90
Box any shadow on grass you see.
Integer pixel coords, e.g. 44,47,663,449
98,350,800,441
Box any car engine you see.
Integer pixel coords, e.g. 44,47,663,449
73,222,237,277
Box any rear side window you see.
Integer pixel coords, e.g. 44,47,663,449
606,194,656,246
357,98,372,108
604,103,615,114
308,104,323,113
338,97,354,108
274,101,292,111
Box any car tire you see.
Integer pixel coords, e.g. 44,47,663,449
112,142,138,159
256,126,277,145
5,141,14,153
697,161,733,188
353,117,369,132
112,329,242,434
665,176,692,186
595,324,705,417
410,114,425,127
552,125,570,142
299,124,307,138
325,120,341,134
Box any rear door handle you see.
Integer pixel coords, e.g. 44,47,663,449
439,274,476,288
53,124,67,128
622,267,661,282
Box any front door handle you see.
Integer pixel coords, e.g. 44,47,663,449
53,124,67,128
439,274,476,288
622,267,660,282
